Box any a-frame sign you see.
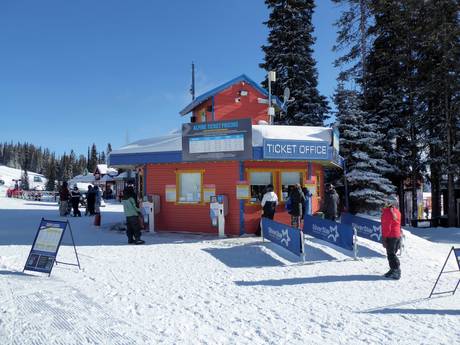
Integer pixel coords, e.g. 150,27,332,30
23,218,81,276
429,246,460,298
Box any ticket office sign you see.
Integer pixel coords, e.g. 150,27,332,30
24,219,67,274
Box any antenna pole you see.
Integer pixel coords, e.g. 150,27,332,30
191,62,195,100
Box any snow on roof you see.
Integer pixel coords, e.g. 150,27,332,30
113,171,131,180
69,174,95,183
110,125,332,156
96,164,118,176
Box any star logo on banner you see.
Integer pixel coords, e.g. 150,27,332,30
327,225,339,242
370,225,382,241
280,229,291,247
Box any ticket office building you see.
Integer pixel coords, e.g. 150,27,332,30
109,75,342,236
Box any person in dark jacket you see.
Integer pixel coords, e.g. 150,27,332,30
59,182,71,216
86,185,96,216
323,184,339,221
70,186,82,217
122,186,145,244
256,184,279,236
381,196,403,280
289,184,306,228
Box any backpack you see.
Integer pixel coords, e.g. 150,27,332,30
285,197,292,214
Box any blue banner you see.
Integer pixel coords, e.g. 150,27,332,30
24,219,68,274
454,248,460,269
303,215,354,251
261,218,302,257
341,213,382,243
263,139,331,161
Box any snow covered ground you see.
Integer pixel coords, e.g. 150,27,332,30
0,196,459,345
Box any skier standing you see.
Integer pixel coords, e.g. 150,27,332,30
121,186,145,244
86,185,96,216
381,196,403,280
59,182,71,217
93,185,102,227
289,183,306,228
70,185,82,217
257,184,278,236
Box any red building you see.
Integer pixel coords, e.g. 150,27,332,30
109,75,342,236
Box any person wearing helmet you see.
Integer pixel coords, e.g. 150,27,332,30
381,196,403,280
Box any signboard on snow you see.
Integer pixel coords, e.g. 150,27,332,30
24,218,80,276
341,213,382,243
24,219,67,275
303,215,354,251
182,118,252,162
261,218,302,257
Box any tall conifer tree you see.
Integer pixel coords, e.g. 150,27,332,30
260,0,328,126
334,84,394,212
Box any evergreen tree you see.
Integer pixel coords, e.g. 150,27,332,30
334,84,394,212
417,0,460,225
88,144,98,172
332,0,372,84
364,0,426,221
106,143,112,156
21,169,29,190
45,156,57,191
260,0,329,126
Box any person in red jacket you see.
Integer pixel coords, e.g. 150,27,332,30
381,196,403,280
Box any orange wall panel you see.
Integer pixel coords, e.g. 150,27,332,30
145,162,241,236
145,160,326,236
213,83,269,124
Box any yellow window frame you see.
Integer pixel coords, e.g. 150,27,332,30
245,168,278,205
279,169,306,202
316,170,321,198
175,169,205,205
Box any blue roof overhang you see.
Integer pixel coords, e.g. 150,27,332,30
109,148,343,169
179,74,284,116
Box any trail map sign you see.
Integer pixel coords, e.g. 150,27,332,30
24,218,80,276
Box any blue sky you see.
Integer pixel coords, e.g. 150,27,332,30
0,0,341,156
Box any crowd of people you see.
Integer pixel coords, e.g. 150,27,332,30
58,182,102,220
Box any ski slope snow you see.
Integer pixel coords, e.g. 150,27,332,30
0,165,47,191
0,196,459,345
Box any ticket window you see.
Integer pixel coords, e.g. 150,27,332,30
281,171,303,201
249,171,273,203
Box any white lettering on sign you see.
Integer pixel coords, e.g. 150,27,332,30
267,227,291,248
266,142,327,157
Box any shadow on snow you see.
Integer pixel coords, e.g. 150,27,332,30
234,274,387,286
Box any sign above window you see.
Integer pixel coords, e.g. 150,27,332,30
182,118,252,162
262,139,331,161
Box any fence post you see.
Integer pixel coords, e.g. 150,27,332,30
353,226,358,260
260,219,264,242
301,229,305,262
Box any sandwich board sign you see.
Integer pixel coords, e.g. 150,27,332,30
24,218,80,276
